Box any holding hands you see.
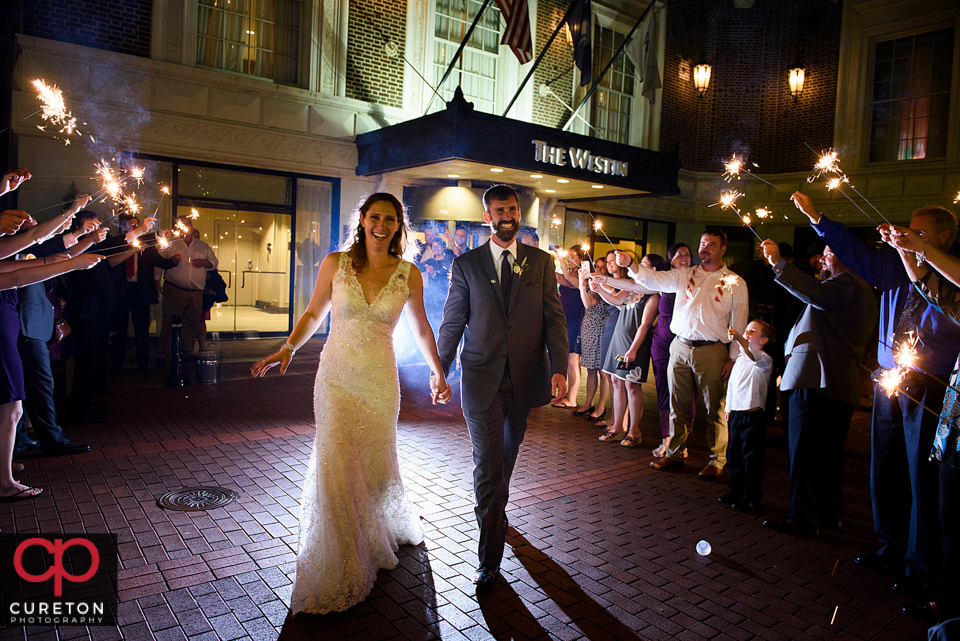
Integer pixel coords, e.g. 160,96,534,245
429,373,452,405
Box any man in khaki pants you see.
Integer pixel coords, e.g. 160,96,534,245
157,217,218,364
593,229,748,478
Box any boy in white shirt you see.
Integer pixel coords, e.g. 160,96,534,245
719,320,775,511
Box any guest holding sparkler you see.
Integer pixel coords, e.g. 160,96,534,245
720,320,775,513
573,257,611,422
65,209,153,422
649,243,692,457
593,230,748,477
110,214,179,372
794,191,960,598
553,247,586,409
0,168,31,198
156,216,217,365
758,240,876,534
1,231,104,500
591,250,630,428
879,222,960,624
591,255,662,448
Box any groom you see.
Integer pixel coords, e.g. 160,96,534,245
436,184,568,593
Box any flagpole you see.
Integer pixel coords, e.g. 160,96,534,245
423,0,495,116
502,0,580,118
560,1,654,131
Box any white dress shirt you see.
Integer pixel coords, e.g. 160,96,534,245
630,264,749,359
489,239,518,284
160,237,219,291
725,346,774,412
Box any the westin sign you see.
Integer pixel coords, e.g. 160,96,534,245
532,139,628,177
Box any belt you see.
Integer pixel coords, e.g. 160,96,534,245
165,280,199,293
677,336,720,348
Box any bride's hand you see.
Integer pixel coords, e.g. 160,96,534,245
430,373,452,405
251,350,292,377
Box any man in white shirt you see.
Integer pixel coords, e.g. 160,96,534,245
593,229,749,478
157,216,218,363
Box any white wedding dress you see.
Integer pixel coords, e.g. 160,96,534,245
290,252,424,615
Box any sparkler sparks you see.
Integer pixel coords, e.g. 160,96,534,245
158,235,170,249
712,190,745,214
32,79,78,140
894,332,919,370
809,148,844,182
722,155,743,182
826,176,849,191
719,273,739,292
741,214,752,226
954,192,960,205
878,367,908,398
189,208,200,219
581,240,590,251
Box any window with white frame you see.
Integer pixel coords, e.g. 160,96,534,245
869,27,954,162
196,0,302,85
431,0,502,114
590,23,636,145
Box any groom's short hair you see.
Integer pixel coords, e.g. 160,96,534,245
483,184,520,210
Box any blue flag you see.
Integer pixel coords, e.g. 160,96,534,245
566,0,592,86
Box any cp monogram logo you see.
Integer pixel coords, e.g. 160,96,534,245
13,538,100,596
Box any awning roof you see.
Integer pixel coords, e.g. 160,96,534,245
356,88,681,201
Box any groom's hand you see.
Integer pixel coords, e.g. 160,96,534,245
550,373,567,404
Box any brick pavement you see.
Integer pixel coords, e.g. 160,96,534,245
1,339,933,640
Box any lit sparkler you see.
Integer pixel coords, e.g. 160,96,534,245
954,192,959,205
877,367,908,398
32,79,78,141
894,332,919,370
804,143,892,225
586,212,615,246
826,177,848,191
808,148,843,183
719,273,739,292
711,190,764,241
158,235,170,249
741,214,752,226
722,155,743,182
153,186,170,218
189,208,200,219
754,208,770,220
581,240,590,251
123,195,140,215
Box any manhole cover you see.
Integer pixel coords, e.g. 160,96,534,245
156,487,239,511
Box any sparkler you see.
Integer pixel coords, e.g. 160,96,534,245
154,186,170,218
581,240,590,251
32,80,79,142
719,273,739,292
805,143,892,225
894,331,919,370
591,217,615,246
754,208,771,220
954,192,959,205
710,190,764,242
720,154,791,194
877,367,908,398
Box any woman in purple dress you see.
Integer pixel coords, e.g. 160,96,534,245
650,243,692,458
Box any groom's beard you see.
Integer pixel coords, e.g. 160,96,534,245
493,220,518,243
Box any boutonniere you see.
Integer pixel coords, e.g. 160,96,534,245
512,256,531,275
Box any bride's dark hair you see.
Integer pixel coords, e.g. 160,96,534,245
344,193,410,272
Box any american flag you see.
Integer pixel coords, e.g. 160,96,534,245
495,0,532,65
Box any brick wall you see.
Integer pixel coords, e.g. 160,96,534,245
659,0,842,174
346,0,406,109
22,0,151,58
531,0,576,128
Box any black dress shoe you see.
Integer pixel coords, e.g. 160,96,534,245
893,576,934,599
473,565,499,593
43,441,92,456
902,602,946,623
855,551,899,572
571,406,594,417
14,439,39,453
762,518,819,536
718,493,737,506
734,501,759,513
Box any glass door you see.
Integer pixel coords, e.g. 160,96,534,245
177,203,291,334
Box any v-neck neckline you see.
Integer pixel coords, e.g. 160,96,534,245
351,259,403,306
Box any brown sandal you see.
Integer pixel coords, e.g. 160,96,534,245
621,435,642,447
599,428,626,442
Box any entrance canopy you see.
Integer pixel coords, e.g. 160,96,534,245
356,88,681,201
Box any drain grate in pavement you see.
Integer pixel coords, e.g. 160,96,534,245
156,487,239,511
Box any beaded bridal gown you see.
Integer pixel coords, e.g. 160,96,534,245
290,253,424,615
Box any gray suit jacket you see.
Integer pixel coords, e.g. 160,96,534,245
777,262,878,406
437,241,568,412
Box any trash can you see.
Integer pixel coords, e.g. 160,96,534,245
195,351,224,385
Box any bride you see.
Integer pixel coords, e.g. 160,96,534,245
251,193,452,615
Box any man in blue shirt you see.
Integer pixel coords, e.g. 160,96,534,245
792,191,960,598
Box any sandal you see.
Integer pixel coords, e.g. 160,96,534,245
621,435,642,447
599,428,626,442
589,409,607,421
652,445,666,458
571,406,595,416
0,486,43,502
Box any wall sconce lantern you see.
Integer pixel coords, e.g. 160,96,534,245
693,63,712,99
789,67,805,102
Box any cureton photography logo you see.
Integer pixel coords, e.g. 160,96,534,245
1,533,118,626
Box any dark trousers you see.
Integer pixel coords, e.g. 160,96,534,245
788,389,854,523
651,349,671,440
727,409,766,504
938,461,959,615
111,285,152,371
463,371,530,569
871,372,945,579
73,318,109,414
15,334,71,451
